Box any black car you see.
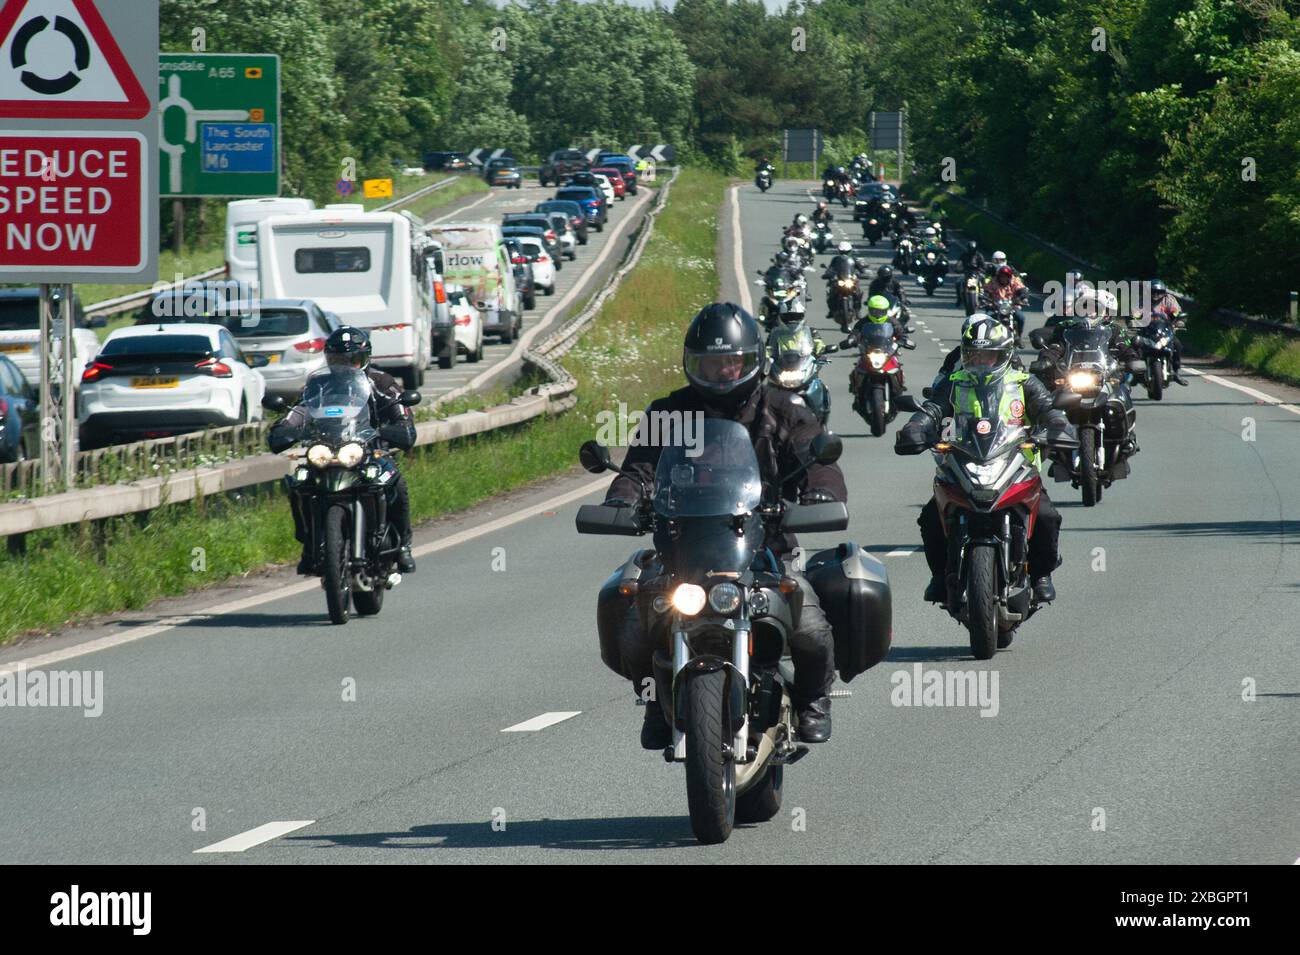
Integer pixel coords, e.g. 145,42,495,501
539,149,590,188
0,354,38,464
485,157,522,188
536,199,589,246
501,214,565,266
502,238,537,311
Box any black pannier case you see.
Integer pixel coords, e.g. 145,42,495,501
803,542,892,682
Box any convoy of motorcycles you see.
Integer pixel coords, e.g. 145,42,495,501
573,169,1182,844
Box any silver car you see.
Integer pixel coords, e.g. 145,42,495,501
225,299,341,397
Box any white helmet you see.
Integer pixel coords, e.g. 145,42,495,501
924,226,936,237
783,235,799,252
838,241,853,254
795,213,809,227
991,250,1007,265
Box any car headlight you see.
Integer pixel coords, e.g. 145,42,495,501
1068,370,1101,393
708,583,743,615
337,442,364,467
671,583,707,616
307,444,333,468
868,351,887,369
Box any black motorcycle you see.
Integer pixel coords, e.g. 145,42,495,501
1029,323,1140,507
811,219,834,255
861,215,885,246
958,268,982,315
756,167,773,192
892,234,916,275
1132,317,1177,401
578,421,891,845
826,257,862,331
913,247,948,296
264,367,421,624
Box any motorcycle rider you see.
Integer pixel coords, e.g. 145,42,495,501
267,327,418,574
985,250,1011,277
937,312,1026,377
896,317,1074,604
959,242,985,276
1146,279,1188,385
812,200,834,226
604,303,847,746
983,264,1030,344
868,265,914,331
823,240,868,321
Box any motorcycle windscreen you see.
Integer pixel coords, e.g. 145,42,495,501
831,258,854,279
297,366,378,446
858,322,896,348
1060,324,1112,365
950,379,1030,460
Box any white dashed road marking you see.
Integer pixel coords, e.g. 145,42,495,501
502,711,582,733
194,820,315,854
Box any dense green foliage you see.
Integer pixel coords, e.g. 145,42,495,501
159,0,1300,314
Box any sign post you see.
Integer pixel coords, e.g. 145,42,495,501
0,0,159,490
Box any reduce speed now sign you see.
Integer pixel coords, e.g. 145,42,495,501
0,0,158,284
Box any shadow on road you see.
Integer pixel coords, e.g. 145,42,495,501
285,816,701,852
1077,520,1300,540
174,612,337,629
886,645,978,663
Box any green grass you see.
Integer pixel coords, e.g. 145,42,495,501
0,167,727,645
401,173,489,219
1180,316,1300,387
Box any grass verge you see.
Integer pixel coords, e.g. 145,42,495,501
0,167,727,645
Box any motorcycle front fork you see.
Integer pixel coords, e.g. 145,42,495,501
671,627,751,763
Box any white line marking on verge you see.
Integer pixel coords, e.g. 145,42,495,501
730,185,753,316
1183,368,1300,416
194,820,315,854
501,711,582,733
886,547,918,557
0,475,611,675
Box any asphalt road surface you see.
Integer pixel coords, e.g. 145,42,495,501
0,178,1296,864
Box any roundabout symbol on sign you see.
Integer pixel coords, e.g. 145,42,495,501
11,13,89,95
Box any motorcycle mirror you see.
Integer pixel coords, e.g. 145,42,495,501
261,394,287,414
1052,391,1082,411
1028,328,1047,350
399,390,422,407
895,394,922,413
810,432,843,465
579,440,613,474
921,386,934,399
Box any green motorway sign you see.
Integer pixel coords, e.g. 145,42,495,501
158,53,280,197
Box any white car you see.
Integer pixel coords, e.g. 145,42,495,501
515,236,557,295
590,173,616,204
0,287,104,389
78,323,267,449
441,285,485,367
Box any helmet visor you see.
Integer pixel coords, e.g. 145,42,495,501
684,349,760,392
962,346,1009,376
326,350,368,369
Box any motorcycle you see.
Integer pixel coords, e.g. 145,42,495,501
1131,315,1177,401
983,298,1024,343
846,317,914,437
895,390,1078,659
767,322,831,425
1029,323,1141,507
578,422,891,844
811,219,834,255
892,236,916,275
822,176,837,200
914,248,948,296
754,266,807,329
825,257,861,331
958,269,982,315
263,367,421,625
861,216,885,246
756,167,773,192
835,179,854,208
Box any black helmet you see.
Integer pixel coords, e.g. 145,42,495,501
968,242,979,255
1150,279,1168,297
683,303,763,407
876,264,893,282
324,326,372,369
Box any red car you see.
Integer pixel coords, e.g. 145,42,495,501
591,167,627,200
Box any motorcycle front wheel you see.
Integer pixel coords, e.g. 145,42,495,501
1148,360,1165,401
323,504,352,625
967,544,999,660
1080,429,1101,507
870,384,887,437
683,668,736,845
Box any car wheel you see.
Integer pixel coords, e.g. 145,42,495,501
438,351,453,369
546,284,556,296
567,250,576,261
596,222,604,233
524,291,536,310
498,319,515,344
238,398,249,424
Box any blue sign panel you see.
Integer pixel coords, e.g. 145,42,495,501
200,123,275,173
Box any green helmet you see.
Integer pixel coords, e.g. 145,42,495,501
960,315,1014,384
865,294,892,323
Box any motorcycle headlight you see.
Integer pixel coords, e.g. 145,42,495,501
337,443,365,468
1068,370,1101,393
708,583,742,615
964,460,1006,485
868,351,887,369
671,583,707,616
926,252,936,261
1155,335,1170,348
838,278,854,288
307,444,333,468
776,368,807,386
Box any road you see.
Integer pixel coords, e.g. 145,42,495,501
0,178,1296,864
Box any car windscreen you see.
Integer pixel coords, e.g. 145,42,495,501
0,299,39,331
101,334,214,359
555,190,595,202
229,308,310,338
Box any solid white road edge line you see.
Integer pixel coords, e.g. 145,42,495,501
886,548,919,557
1183,367,1300,417
193,820,316,854
501,711,582,733
0,475,611,676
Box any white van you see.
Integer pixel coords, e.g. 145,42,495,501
225,197,316,288
257,208,433,387
423,222,523,343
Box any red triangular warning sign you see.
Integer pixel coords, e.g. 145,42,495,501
0,0,149,119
